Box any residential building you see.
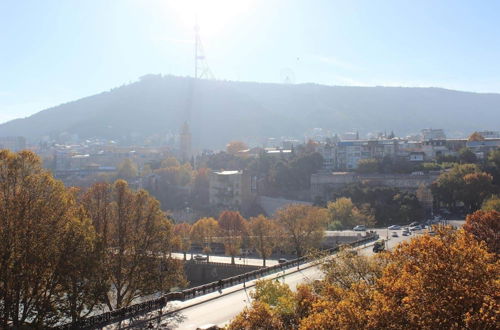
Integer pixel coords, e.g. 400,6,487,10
208,170,256,211
421,128,446,141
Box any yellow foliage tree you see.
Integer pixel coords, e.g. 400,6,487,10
0,151,103,326
81,180,185,310
248,215,280,266
226,141,248,155
190,217,219,261
275,204,328,257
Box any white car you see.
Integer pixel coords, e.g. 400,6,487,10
388,225,401,230
353,225,366,231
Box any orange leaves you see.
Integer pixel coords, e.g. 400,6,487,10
229,227,499,330
464,210,500,254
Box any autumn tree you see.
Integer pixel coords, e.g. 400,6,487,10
190,217,219,261
319,247,385,289
0,150,103,327
468,131,485,141
482,194,500,212
463,210,500,255
173,223,192,260
81,180,185,310
226,141,248,155
327,197,375,229
275,204,328,257
248,215,280,266
368,228,499,329
116,158,138,180
218,211,248,264
57,202,108,323
230,228,500,330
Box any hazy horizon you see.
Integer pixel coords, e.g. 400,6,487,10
2,0,500,124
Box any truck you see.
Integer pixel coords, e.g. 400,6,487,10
373,240,386,253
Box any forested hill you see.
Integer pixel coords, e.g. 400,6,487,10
1,74,500,148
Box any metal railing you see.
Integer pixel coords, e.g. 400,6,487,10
54,233,377,329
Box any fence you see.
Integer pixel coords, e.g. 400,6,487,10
54,233,377,329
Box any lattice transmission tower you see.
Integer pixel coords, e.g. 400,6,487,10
194,22,214,80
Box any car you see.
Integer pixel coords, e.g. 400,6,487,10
409,222,420,227
409,225,422,231
391,231,398,237
278,258,288,264
353,225,366,231
388,225,401,230
193,254,208,261
196,324,220,330
402,230,410,236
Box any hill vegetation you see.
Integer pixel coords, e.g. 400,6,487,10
1,75,500,148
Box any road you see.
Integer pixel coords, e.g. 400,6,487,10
171,253,278,267
159,229,414,329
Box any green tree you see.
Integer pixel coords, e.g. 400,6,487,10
482,195,500,212
431,163,482,211
356,158,380,174
327,197,375,229
460,172,494,212
459,147,478,164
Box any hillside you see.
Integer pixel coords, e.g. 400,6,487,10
1,75,499,148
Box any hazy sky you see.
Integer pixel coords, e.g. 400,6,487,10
1,0,500,123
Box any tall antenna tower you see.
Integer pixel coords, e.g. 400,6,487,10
194,20,214,80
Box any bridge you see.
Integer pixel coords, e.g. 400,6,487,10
55,232,381,329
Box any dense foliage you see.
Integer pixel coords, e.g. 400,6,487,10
0,151,185,327
229,225,500,329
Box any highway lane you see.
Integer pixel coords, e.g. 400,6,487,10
164,231,414,329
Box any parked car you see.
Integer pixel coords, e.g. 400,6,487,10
409,225,422,231
353,225,366,231
194,254,208,261
196,324,220,330
402,230,410,236
388,225,401,230
278,258,288,264
391,231,399,237
409,222,420,227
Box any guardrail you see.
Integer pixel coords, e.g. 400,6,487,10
54,233,378,329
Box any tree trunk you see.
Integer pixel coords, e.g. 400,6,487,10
263,257,266,267
231,255,235,265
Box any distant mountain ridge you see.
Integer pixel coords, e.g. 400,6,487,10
1,75,499,149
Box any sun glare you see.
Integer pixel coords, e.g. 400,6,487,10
164,0,254,37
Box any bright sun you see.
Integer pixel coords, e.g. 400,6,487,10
165,0,254,37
